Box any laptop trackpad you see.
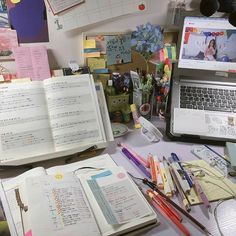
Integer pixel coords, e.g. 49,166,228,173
173,108,207,135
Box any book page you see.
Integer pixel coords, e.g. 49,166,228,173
0,82,54,162
13,46,51,81
80,167,157,236
0,167,46,236
23,173,100,236
43,75,106,152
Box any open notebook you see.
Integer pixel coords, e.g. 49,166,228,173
0,154,158,236
0,74,113,165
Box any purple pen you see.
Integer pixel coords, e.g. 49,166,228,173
121,148,151,179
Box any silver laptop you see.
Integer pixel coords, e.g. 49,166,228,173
169,16,236,142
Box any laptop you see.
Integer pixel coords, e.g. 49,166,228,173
168,16,236,143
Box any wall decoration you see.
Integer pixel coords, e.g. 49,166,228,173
6,0,49,43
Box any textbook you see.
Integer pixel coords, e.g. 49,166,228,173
0,154,158,236
0,74,113,165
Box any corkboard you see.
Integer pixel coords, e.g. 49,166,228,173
84,31,179,75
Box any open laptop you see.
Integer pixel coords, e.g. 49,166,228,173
168,16,236,143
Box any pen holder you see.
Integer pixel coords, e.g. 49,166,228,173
106,94,130,113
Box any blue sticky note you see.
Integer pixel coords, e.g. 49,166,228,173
105,34,131,66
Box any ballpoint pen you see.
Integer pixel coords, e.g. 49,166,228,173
171,153,193,188
121,148,151,179
169,166,191,212
142,178,211,235
171,162,191,194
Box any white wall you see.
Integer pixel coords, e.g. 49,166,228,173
1,0,199,73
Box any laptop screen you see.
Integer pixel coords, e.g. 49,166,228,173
178,17,236,73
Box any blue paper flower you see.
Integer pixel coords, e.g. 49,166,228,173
131,22,164,62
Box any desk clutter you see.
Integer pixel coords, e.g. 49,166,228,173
117,142,236,236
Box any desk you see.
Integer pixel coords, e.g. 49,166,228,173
104,117,236,236
1,117,236,236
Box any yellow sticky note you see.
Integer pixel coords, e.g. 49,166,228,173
84,39,96,49
87,58,106,72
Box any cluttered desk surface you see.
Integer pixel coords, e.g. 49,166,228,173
1,116,236,236
106,117,236,236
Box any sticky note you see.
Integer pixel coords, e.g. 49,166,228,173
84,39,96,49
87,58,106,72
84,52,101,58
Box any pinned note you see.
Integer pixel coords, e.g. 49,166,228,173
87,57,106,72
105,34,131,65
84,39,96,49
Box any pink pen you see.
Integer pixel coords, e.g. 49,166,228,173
190,171,210,209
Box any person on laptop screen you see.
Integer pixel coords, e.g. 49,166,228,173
204,39,217,61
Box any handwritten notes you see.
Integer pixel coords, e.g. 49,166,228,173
13,46,51,81
24,173,100,236
105,34,131,66
87,167,151,225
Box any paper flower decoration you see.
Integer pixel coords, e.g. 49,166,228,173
131,22,164,73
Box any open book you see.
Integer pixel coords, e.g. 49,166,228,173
0,74,113,165
0,154,158,236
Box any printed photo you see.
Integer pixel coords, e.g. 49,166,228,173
181,27,236,63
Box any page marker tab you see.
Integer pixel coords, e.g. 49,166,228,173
91,170,112,180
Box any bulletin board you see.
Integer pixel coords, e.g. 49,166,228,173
83,31,178,75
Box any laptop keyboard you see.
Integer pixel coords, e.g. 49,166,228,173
180,86,236,112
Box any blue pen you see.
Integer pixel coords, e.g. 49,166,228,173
171,153,193,188
121,148,151,179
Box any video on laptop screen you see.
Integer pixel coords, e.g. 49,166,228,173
178,17,236,72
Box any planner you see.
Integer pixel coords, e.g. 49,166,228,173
0,154,158,236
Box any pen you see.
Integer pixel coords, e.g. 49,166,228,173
204,145,231,164
147,189,182,222
189,171,210,209
118,143,148,167
154,156,164,190
171,153,193,188
121,148,151,179
163,156,176,194
169,166,191,212
148,154,158,183
147,191,191,236
143,178,211,235
171,162,191,194
159,160,172,197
